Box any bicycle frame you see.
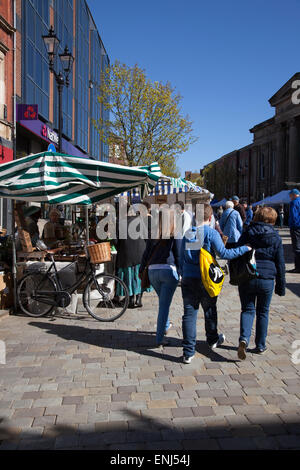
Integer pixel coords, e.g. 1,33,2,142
27,255,99,307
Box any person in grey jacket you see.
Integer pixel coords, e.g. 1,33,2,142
219,201,243,248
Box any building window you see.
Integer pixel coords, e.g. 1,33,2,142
23,0,50,120
259,152,265,180
53,0,73,139
271,149,276,177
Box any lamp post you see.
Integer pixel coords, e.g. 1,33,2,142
42,26,74,153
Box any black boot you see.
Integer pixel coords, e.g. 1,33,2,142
128,295,136,308
135,293,143,307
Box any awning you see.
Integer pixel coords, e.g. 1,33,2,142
120,176,213,199
0,151,161,205
264,190,291,205
252,196,272,207
211,198,227,207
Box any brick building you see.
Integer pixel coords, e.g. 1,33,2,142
0,0,14,163
0,0,15,230
201,73,300,203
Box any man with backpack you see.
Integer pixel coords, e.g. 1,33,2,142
180,203,251,364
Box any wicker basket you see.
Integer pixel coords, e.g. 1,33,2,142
88,242,111,264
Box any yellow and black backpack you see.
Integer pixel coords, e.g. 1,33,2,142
199,248,225,298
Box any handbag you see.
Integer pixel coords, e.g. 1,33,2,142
140,240,164,289
228,249,258,286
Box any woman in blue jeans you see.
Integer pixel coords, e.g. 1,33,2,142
139,211,181,346
236,207,286,360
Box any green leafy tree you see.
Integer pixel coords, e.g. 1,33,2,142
94,61,197,177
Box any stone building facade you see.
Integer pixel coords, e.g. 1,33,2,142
201,73,300,203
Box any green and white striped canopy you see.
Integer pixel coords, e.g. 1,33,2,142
0,152,161,205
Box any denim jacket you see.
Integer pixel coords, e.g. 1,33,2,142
180,224,249,279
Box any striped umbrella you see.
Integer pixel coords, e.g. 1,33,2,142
0,152,161,205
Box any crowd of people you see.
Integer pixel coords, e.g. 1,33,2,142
19,188,300,364
134,189,300,364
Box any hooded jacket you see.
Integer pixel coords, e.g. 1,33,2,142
237,222,285,295
180,224,249,279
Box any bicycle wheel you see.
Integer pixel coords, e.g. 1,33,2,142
83,273,129,322
18,272,57,317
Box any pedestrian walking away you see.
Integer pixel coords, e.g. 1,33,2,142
288,189,300,273
180,203,251,364
232,195,246,223
139,210,182,347
235,207,286,360
242,200,253,227
219,200,243,248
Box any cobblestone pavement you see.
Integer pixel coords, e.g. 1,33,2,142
0,229,300,450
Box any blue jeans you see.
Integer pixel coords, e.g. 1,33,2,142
181,278,219,358
238,278,274,350
148,268,179,344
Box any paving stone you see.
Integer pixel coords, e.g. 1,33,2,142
62,396,84,405
275,435,300,449
182,438,219,450
218,437,258,450
12,408,45,419
148,399,177,409
192,406,215,417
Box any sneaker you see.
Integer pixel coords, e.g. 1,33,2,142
209,333,226,350
237,340,247,360
253,347,267,355
183,355,195,364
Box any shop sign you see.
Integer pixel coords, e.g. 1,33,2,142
17,104,38,121
41,125,59,145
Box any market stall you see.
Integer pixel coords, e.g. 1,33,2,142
0,151,161,313
120,175,213,208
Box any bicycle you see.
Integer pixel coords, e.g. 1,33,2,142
17,246,129,322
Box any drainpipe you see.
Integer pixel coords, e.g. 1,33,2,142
11,0,17,314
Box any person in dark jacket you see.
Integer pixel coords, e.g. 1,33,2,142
139,210,182,347
288,188,300,273
116,214,146,308
236,207,286,360
232,196,246,223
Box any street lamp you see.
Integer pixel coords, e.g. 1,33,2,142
42,26,74,152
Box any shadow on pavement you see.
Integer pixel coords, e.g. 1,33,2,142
286,283,300,297
1,408,300,450
26,321,237,364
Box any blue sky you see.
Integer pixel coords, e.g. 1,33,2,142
88,0,300,175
